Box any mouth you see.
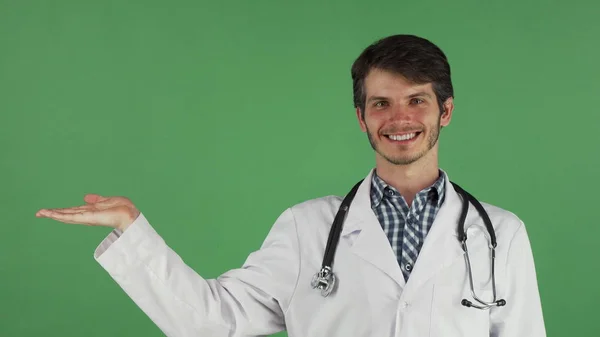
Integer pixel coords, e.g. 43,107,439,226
384,132,422,144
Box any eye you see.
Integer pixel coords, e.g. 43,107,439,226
374,101,389,108
410,98,425,105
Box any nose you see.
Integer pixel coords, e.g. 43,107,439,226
388,105,413,122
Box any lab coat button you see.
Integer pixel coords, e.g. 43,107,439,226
400,301,409,309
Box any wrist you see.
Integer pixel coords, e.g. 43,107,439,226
117,207,140,232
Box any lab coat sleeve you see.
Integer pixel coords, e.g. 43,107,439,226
489,221,547,337
93,209,300,337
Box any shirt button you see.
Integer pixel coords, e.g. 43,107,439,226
387,190,395,196
405,264,412,271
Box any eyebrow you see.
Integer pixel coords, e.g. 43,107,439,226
366,96,389,103
366,91,432,103
407,91,433,99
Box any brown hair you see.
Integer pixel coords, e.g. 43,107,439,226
351,34,454,118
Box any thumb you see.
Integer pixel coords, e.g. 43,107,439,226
84,194,107,204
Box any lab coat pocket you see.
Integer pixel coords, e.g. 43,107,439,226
429,283,492,337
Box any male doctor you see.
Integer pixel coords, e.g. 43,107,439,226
36,34,546,336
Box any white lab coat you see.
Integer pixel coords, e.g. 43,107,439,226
94,169,546,337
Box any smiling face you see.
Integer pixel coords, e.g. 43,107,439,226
357,68,454,167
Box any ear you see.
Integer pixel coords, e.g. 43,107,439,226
356,107,367,132
440,97,454,127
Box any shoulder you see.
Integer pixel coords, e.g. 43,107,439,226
261,195,344,247
287,195,343,222
476,200,526,243
272,195,345,241
479,201,523,225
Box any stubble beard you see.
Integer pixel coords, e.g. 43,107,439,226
366,117,441,166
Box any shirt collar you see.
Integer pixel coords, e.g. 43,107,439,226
370,169,446,209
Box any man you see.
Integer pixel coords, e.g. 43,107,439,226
36,34,546,336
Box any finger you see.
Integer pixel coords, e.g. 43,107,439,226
84,194,107,204
42,205,95,214
36,200,115,218
36,209,105,226
36,206,92,218
37,203,93,212
36,208,75,218
85,198,124,212
84,196,125,210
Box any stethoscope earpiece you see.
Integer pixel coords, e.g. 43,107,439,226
461,298,506,309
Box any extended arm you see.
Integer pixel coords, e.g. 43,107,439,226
94,209,300,337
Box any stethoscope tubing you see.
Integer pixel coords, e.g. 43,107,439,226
312,178,507,310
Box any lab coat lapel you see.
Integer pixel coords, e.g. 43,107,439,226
340,169,406,289
401,174,465,296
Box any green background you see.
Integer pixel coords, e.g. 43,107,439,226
1,0,598,336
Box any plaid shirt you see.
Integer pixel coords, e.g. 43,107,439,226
370,170,446,281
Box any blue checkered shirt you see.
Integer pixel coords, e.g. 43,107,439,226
370,170,446,281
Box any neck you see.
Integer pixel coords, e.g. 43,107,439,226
374,153,440,207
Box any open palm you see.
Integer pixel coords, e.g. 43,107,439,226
36,194,140,232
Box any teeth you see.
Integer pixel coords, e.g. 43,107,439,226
389,133,417,141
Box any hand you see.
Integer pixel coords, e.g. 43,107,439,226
36,194,140,232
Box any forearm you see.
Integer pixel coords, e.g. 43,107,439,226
94,213,232,336
93,210,298,337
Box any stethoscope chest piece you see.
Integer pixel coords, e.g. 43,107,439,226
311,178,508,310
311,266,337,297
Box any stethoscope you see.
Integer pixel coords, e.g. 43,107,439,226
311,179,507,310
